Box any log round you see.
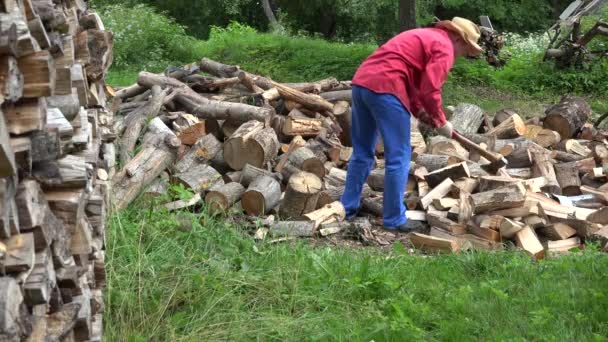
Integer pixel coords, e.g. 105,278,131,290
205,182,246,215
242,175,282,216
279,171,322,219
287,147,325,179
544,95,591,139
223,120,280,171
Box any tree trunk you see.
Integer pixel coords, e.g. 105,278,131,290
241,175,282,216
399,0,417,31
544,95,591,139
279,171,322,219
223,120,279,170
205,182,245,215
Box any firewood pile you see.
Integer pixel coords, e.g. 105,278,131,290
0,0,113,341
113,58,608,261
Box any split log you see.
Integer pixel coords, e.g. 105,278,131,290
544,95,590,139
471,183,526,213
531,150,561,194
420,178,454,209
172,164,223,194
178,122,206,146
450,103,484,135
450,178,479,197
4,98,46,135
33,155,88,189
303,201,346,229
515,226,545,260
410,233,460,253
424,162,470,188
282,117,323,137
241,176,281,216
119,86,166,164
554,162,582,196
17,50,55,97
428,136,469,160
427,213,467,234
493,108,517,127
545,237,581,254
485,113,526,139
0,277,27,341
205,182,245,215
0,55,22,103
269,221,316,238
279,172,322,219
477,176,519,192
557,139,591,157
526,126,561,148
0,109,16,177
4,233,35,273
113,118,179,210
223,120,279,170
538,223,577,240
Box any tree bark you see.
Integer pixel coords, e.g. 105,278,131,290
471,183,526,214
174,134,222,174
285,146,325,179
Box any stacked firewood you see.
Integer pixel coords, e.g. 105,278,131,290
0,0,113,341
114,58,608,260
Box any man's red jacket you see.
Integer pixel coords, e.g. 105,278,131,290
352,28,455,128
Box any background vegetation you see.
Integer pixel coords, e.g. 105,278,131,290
96,1,608,339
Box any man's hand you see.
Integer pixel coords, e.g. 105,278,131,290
436,122,453,138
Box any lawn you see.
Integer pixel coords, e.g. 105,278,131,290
104,200,608,341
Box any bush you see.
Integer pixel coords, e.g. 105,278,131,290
98,4,201,70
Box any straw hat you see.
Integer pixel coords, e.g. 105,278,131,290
436,17,484,56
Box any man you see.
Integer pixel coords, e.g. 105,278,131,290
341,17,484,232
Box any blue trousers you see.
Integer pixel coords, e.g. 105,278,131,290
341,86,412,228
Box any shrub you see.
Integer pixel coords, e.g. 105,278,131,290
97,4,200,71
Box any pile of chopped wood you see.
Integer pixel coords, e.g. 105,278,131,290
0,0,113,341
113,58,608,261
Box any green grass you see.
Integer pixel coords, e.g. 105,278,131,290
105,200,608,341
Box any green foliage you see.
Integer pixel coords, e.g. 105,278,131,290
105,198,608,340
97,4,200,70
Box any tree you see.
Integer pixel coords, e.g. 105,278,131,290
400,0,417,31
261,0,282,30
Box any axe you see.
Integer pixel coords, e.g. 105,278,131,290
451,131,508,173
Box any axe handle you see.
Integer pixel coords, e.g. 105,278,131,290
451,131,501,162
